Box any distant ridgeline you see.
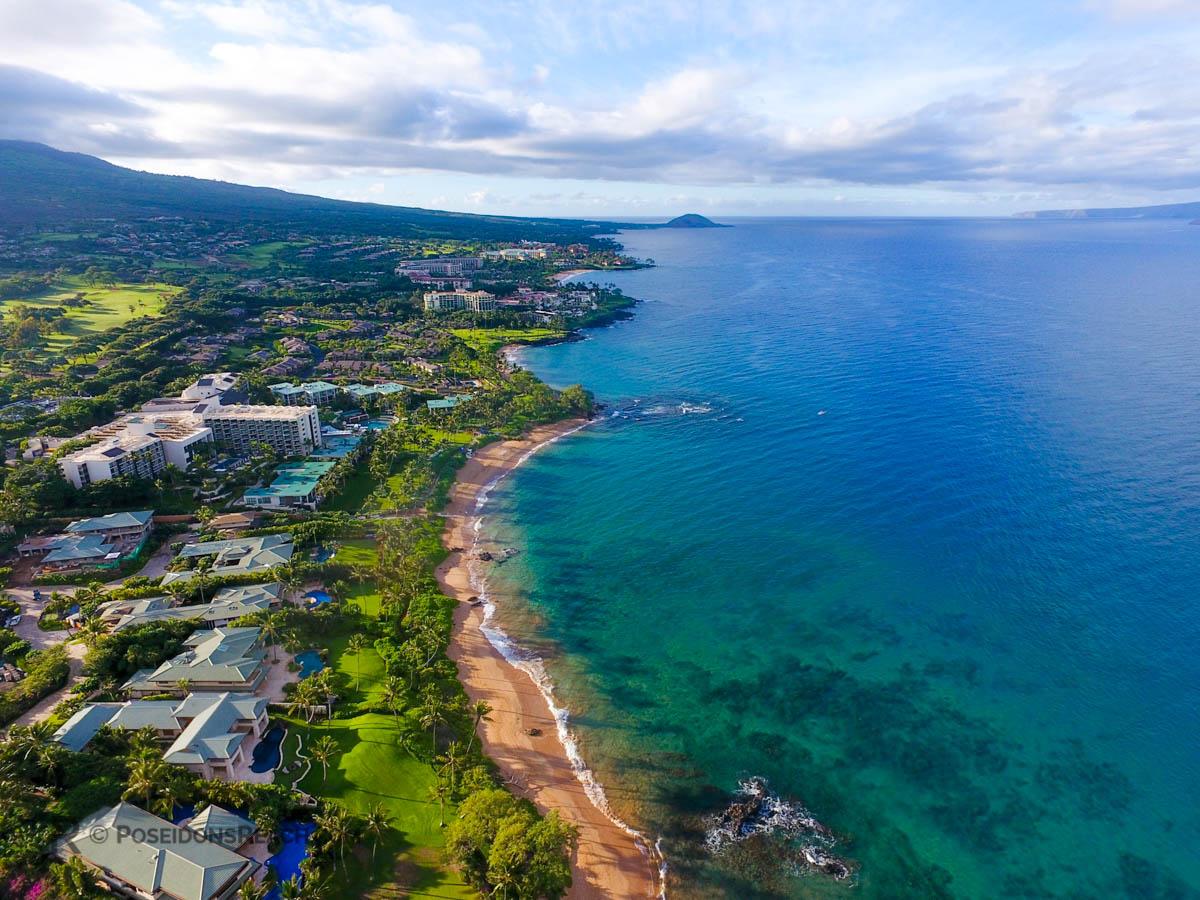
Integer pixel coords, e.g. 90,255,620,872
0,141,630,243
1016,199,1200,220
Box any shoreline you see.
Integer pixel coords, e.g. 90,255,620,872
552,268,591,282
437,420,663,899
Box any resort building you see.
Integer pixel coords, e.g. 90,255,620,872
17,510,153,574
123,626,266,697
182,372,242,402
201,404,322,456
344,382,408,401
206,511,262,533
95,583,283,632
241,460,335,509
397,256,482,274
423,289,496,312
56,803,260,900
426,394,473,412
481,246,549,261
53,692,269,779
58,414,213,488
161,534,293,586
269,380,341,406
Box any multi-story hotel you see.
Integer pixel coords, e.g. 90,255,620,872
58,414,213,488
423,289,496,312
201,404,322,455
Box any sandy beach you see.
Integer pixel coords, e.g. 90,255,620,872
437,421,660,900
553,268,592,282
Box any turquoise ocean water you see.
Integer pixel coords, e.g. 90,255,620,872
479,219,1200,898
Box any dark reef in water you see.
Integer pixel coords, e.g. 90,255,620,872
706,777,856,883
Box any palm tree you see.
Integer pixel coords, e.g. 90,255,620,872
278,876,303,900
310,734,339,785
315,806,355,868
194,558,213,603
362,803,389,865
238,877,269,900
278,564,302,602
419,693,447,754
124,755,169,809
427,780,451,828
382,676,405,732
466,699,492,754
437,742,466,793
152,767,191,819
260,619,280,662
346,633,369,692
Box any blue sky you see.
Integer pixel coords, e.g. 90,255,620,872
2,0,1200,216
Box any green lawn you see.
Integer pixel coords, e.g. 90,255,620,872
281,714,473,899
451,327,567,354
326,624,387,703
344,582,383,618
1,278,176,358
230,240,295,267
333,538,379,570
326,466,377,513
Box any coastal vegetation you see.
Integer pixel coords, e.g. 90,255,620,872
0,158,631,897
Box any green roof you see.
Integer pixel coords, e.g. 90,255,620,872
65,510,154,533
186,805,257,850
58,803,257,900
243,460,335,501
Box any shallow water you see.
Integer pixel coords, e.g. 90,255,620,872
483,219,1200,899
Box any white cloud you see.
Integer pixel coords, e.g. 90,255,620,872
2,0,1200,210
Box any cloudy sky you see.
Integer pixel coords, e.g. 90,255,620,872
2,0,1200,217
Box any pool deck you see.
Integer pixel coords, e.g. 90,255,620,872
260,649,300,701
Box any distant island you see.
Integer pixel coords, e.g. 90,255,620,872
1015,199,1200,220
662,213,728,228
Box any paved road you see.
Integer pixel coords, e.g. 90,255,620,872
9,641,86,728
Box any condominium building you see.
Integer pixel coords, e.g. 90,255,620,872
58,414,212,488
17,510,154,574
123,627,267,697
269,380,340,406
423,289,496,312
54,692,270,779
57,804,259,900
202,404,322,455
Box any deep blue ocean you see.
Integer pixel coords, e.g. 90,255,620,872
484,219,1200,898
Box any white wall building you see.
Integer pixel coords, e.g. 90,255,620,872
202,404,322,456
58,415,213,489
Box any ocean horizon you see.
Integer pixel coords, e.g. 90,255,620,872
479,219,1200,898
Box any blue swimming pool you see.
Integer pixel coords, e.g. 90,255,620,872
266,820,315,899
365,418,393,431
249,724,285,774
294,650,325,679
304,590,333,607
310,546,334,563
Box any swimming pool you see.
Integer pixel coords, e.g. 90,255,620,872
304,590,333,607
249,724,285,774
294,650,326,679
266,820,316,899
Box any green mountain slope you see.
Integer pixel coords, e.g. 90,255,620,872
0,141,622,241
